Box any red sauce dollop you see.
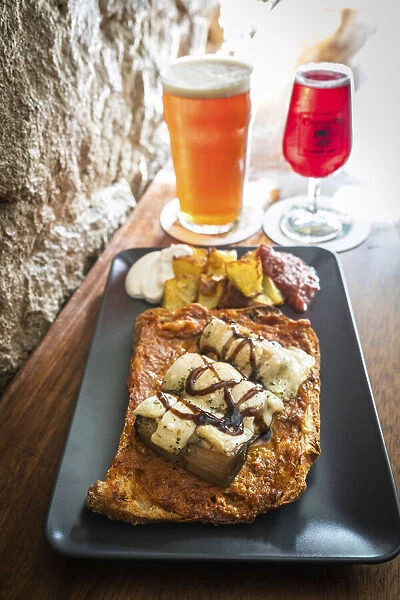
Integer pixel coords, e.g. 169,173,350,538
257,245,320,312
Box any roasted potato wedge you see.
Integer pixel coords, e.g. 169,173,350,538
262,275,284,305
242,249,258,260
225,255,263,298
172,248,209,277
197,274,226,309
163,275,199,310
206,249,238,278
253,293,274,306
249,275,284,306
163,246,284,311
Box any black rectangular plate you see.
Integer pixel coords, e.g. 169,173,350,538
45,246,400,562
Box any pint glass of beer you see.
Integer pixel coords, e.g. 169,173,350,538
161,56,252,234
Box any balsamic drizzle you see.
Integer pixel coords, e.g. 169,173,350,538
202,320,259,380
158,354,269,437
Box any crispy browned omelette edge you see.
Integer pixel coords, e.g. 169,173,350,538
86,304,321,525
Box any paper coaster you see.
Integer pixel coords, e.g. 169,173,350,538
160,198,264,247
263,196,371,252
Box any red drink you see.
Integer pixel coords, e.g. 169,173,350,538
283,68,352,178
278,63,354,244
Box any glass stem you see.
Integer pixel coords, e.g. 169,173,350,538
307,177,321,214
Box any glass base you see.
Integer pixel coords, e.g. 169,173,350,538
160,198,264,246
280,206,342,244
263,196,370,252
178,211,238,235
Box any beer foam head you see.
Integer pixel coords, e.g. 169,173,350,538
161,55,252,99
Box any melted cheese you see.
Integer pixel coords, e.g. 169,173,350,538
151,399,196,454
162,353,213,394
196,417,256,454
200,317,314,400
132,394,170,419
134,351,285,455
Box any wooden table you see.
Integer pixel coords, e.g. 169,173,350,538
1,168,399,599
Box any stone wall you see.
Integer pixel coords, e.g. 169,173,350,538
0,0,214,393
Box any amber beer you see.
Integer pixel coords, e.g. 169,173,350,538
161,56,252,234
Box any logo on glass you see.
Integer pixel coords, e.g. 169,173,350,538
298,112,344,156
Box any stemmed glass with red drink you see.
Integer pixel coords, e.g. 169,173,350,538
281,62,353,243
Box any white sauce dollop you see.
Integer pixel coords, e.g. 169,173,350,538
125,245,193,303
